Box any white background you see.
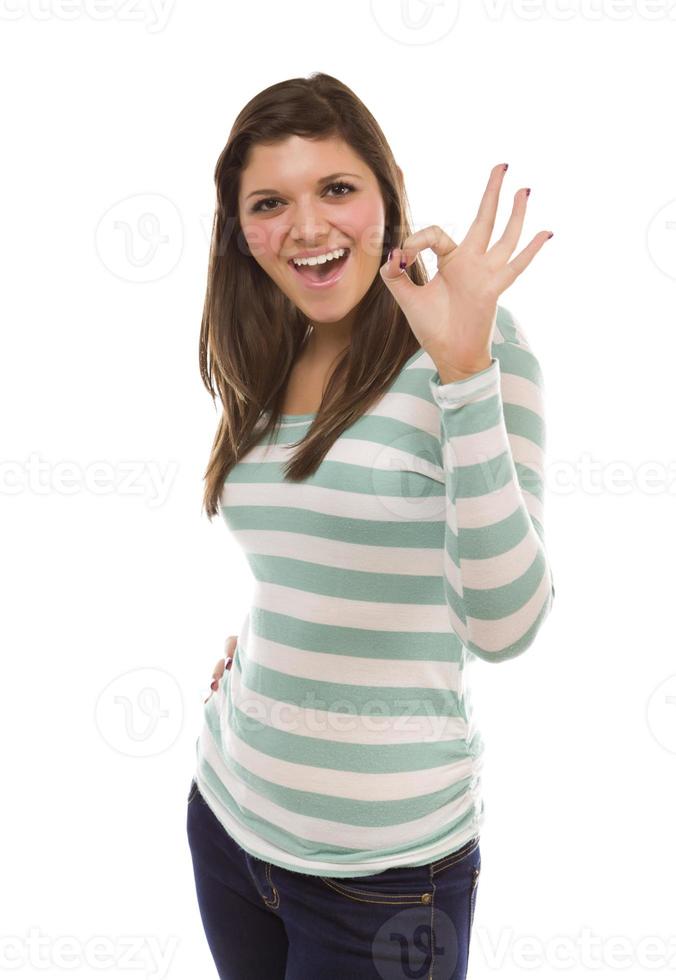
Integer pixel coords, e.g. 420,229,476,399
2,0,675,977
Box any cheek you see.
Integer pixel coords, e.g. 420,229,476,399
342,199,386,266
241,219,284,268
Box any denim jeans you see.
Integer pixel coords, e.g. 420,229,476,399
186,778,481,979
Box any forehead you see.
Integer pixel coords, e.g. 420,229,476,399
240,134,366,189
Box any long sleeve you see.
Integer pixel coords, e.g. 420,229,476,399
428,306,554,663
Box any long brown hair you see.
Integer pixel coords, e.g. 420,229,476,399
199,72,428,520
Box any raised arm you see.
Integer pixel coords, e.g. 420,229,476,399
429,306,555,663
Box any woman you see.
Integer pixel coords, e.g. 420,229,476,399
187,71,555,979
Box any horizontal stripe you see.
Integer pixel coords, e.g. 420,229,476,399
194,303,554,876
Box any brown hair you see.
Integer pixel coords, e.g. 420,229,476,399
199,72,428,520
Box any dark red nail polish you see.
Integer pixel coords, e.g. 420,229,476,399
547,232,554,239
399,259,407,270
525,188,531,196
503,163,509,172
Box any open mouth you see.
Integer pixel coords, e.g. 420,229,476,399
288,248,351,288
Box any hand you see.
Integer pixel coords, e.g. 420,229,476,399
203,634,236,703
380,162,553,381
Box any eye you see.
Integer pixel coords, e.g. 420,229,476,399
326,180,356,198
251,180,356,214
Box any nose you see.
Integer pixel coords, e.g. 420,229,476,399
288,197,332,244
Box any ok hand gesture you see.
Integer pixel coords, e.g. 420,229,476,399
380,162,553,382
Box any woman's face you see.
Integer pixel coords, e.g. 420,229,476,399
237,134,387,332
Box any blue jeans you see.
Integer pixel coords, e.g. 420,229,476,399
186,778,481,979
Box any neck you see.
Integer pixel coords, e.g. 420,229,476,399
303,319,353,365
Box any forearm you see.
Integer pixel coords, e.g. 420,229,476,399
430,351,554,663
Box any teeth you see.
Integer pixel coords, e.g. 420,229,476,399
292,247,347,267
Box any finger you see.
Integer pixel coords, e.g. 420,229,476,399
379,245,422,311
211,657,226,680
399,224,458,265
464,162,509,254
225,635,238,655
487,187,530,266
496,230,553,291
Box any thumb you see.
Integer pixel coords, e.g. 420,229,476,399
380,247,419,311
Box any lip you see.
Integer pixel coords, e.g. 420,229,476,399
287,248,351,290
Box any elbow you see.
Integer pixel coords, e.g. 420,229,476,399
466,632,539,664
463,580,555,665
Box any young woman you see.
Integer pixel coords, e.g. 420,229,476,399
187,71,555,980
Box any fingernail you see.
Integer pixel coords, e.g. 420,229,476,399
525,188,531,196
547,232,554,239
399,252,407,270
210,679,218,689
502,163,509,172
225,658,233,670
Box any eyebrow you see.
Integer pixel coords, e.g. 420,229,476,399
245,172,363,201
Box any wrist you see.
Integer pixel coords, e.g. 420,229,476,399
432,354,494,385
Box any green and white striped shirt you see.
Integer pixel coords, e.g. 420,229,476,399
194,303,554,878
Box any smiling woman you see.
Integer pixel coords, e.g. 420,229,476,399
197,84,427,499
234,130,409,396
189,71,554,980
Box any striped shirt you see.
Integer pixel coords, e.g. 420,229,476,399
193,303,554,878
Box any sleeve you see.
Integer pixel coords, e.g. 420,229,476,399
428,305,555,663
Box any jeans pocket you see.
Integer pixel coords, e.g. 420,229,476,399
187,778,199,805
318,864,434,906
